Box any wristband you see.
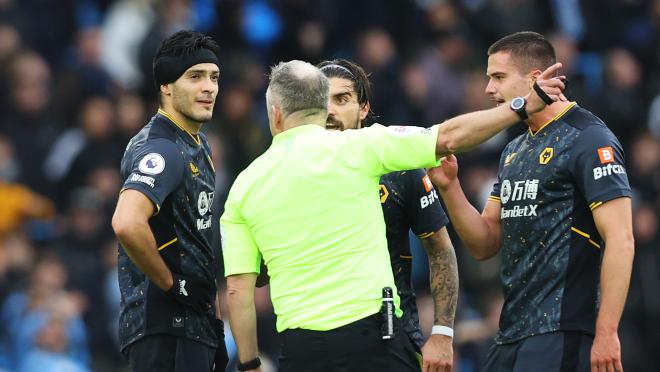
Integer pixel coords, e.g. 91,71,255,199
237,357,261,371
431,325,454,337
533,82,554,105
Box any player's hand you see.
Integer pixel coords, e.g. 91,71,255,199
427,155,459,192
212,319,229,372
165,272,213,313
524,62,567,114
591,329,623,372
421,334,453,372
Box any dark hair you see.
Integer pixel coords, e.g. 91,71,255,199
487,31,556,74
318,59,373,118
154,30,219,63
153,30,220,88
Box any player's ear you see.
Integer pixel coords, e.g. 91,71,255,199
528,69,542,88
160,83,172,97
359,101,370,122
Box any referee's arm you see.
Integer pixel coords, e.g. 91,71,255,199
112,189,174,290
226,272,260,367
434,63,565,156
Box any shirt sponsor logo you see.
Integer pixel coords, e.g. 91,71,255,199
500,179,539,204
139,153,165,175
420,189,439,209
501,204,538,218
500,178,539,219
422,175,433,192
197,191,214,216
197,217,212,230
597,147,615,164
129,173,155,188
539,147,553,165
593,163,626,180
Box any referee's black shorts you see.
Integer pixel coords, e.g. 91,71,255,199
123,334,215,372
279,313,420,372
481,330,593,372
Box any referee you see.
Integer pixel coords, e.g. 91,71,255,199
221,60,565,372
112,30,227,372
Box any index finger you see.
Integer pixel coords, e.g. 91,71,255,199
539,62,563,79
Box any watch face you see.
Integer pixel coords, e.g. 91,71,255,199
511,97,525,110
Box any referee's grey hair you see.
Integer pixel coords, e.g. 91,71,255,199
266,60,329,117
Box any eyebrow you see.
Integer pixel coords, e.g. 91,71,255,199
487,71,506,78
332,92,353,99
186,69,220,75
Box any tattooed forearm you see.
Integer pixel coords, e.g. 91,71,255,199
422,229,458,327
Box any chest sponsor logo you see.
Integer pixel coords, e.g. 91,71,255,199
422,175,433,192
129,173,155,188
504,152,517,166
593,163,626,180
139,153,165,175
379,184,389,203
597,147,615,164
197,191,214,230
421,189,439,209
500,179,539,219
539,147,553,165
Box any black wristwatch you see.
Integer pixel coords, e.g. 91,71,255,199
510,96,528,120
237,357,261,371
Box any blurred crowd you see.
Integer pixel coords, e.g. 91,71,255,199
0,0,658,371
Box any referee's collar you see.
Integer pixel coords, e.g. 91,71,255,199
272,124,324,143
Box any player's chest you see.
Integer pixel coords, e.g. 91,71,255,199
498,136,574,207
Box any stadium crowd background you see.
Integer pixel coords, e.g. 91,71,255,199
0,0,658,371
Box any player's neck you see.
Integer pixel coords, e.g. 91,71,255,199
158,107,203,135
526,100,575,134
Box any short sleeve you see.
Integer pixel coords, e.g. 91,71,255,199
403,170,449,237
220,189,262,276
489,151,507,204
569,125,632,207
347,124,441,177
121,138,184,211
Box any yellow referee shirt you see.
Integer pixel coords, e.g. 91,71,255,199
221,123,440,332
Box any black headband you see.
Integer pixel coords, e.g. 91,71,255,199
153,48,219,87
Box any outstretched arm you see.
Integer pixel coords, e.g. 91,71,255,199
435,63,565,156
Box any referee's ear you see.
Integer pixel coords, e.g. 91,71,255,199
270,104,284,134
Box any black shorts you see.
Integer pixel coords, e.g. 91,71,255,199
278,313,420,372
123,334,215,372
481,331,593,372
